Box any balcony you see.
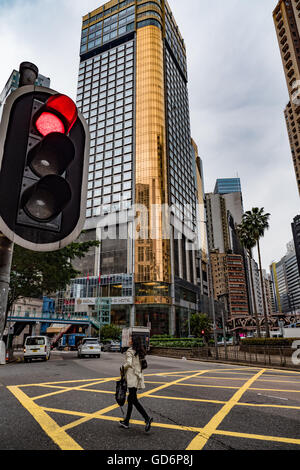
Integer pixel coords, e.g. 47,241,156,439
282,43,289,53
276,10,282,22
279,27,286,37
280,35,287,45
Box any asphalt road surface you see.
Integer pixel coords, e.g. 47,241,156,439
1,350,300,453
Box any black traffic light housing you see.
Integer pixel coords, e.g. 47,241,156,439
0,85,89,251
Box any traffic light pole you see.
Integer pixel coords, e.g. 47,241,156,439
0,62,38,364
0,234,14,363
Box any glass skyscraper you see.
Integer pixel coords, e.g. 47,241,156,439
76,0,202,335
214,178,241,195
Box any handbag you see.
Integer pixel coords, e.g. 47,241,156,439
140,358,148,370
115,366,127,411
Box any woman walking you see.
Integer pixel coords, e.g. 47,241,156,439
119,335,153,432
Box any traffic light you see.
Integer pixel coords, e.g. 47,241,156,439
0,85,89,251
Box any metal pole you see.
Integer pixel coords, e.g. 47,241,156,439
221,307,228,360
0,234,14,364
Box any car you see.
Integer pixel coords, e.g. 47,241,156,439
103,340,121,352
24,336,51,362
77,337,101,358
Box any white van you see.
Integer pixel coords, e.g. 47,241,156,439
24,336,51,362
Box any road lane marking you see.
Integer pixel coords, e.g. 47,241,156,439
42,406,205,433
237,402,300,410
40,405,300,447
186,368,266,450
250,387,300,393
59,369,212,433
146,380,239,390
214,429,300,447
7,385,83,451
57,367,254,434
8,365,300,451
146,394,226,405
257,393,288,401
31,378,115,401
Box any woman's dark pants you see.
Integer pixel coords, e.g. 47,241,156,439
125,387,149,424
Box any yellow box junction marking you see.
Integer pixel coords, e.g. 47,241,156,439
6,366,300,451
8,385,83,451
186,369,266,450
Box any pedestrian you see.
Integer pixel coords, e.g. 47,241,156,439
119,335,153,432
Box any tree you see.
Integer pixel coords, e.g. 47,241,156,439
237,222,261,337
241,208,271,338
190,313,212,343
6,237,100,325
100,324,121,341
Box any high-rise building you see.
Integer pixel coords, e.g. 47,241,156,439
273,1,300,195
271,241,300,313
205,178,250,324
263,270,277,315
247,257,264,315
292,214,300,275
210,250,249,320
0,69,50,119
75,0,201,335
205,191,243,254
214,177,241,195
192,140,209,302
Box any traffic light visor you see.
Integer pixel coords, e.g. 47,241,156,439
22,175,72,221
33,94,78,136
28,132,75,177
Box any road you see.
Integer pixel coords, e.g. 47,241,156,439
0,350,300,453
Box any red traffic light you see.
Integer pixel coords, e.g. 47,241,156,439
201,330,205,335
35,112,65,136
33,94,78,137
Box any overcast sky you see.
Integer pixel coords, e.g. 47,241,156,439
0,0,299,272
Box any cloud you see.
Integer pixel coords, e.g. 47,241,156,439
0,0,101,97
171,0,299,268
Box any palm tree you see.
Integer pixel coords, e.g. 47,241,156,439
241,208,271,338
237,222,261,337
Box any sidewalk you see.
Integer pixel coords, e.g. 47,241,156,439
150,346,300,372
